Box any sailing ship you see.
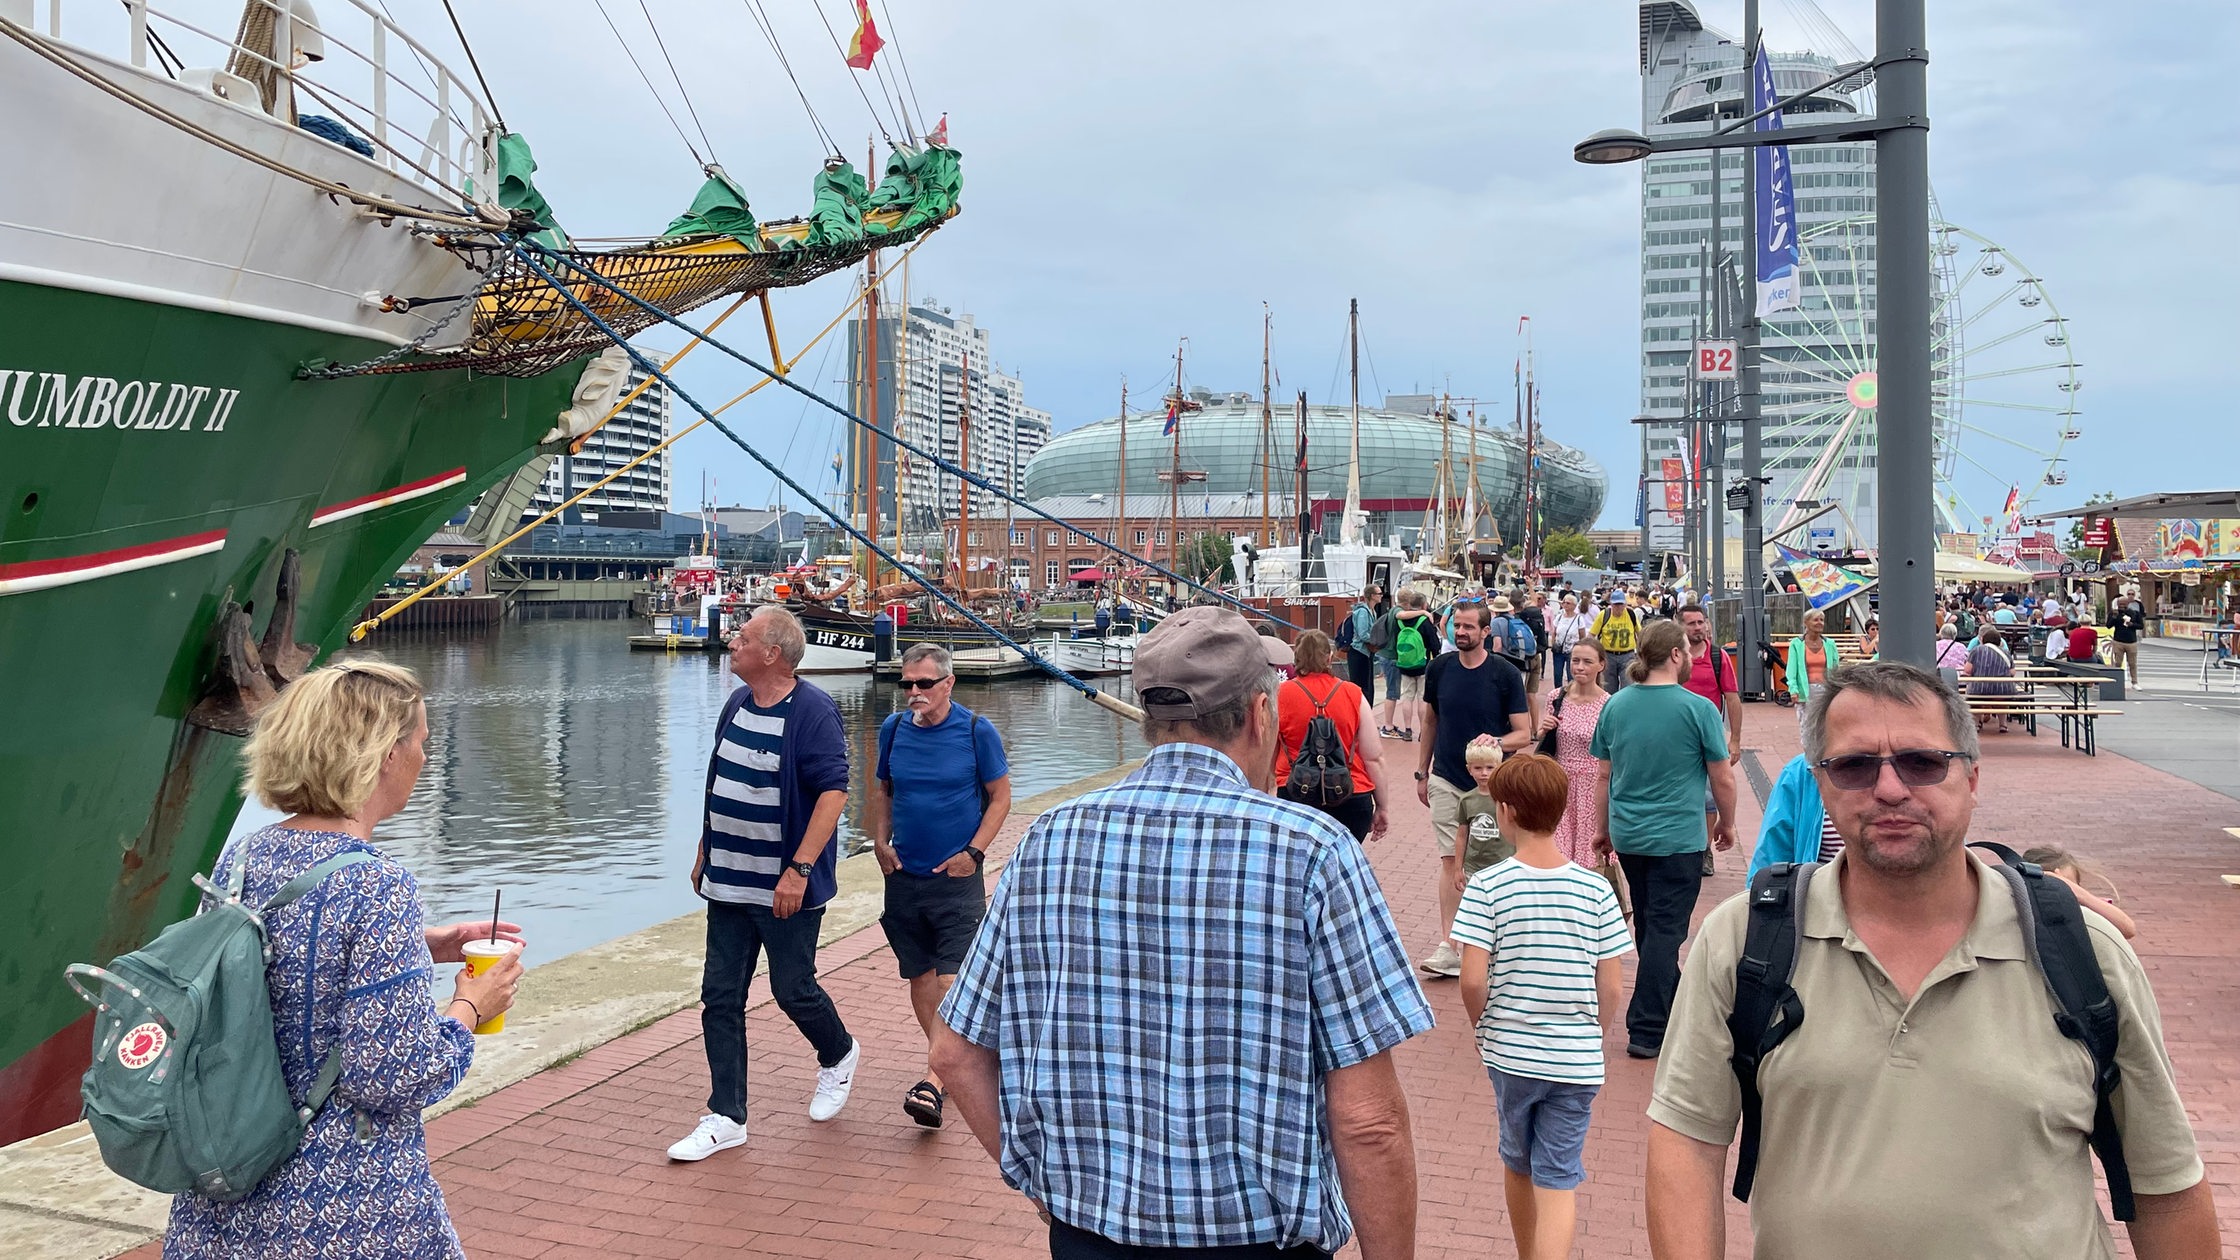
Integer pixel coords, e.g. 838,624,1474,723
0,0,959,1140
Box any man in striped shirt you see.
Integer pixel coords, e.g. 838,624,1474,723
1453,752,1632,1260
668,607,860,1162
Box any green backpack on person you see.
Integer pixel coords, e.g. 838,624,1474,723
1393,614,1430,670
65,851,372,1200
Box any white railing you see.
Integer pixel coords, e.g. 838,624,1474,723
22,0,498,201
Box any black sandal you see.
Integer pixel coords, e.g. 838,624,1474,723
904,1079,944,1129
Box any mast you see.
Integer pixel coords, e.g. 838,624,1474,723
1169,342,1184,580
1438,391,1453,563
956,350,972,594
862,241,883,589
1294,392,1310,545
1117,380,1128,590
892,253,908,570
1341,299,1364,546
1260,304,1272,551
1523,324,1539,579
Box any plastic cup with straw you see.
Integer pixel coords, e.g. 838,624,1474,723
459,890,513,1034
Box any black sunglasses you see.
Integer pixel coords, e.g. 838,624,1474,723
896,676,951,691
1815,749,1973,791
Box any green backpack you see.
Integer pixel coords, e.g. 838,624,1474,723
1393,614,1430,670
65,850,372,1200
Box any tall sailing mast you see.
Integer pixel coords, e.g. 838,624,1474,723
1522,322,1540,577
1168,342,1184,578
892,255,908,567
1259,305,1272,551
1116,380,1128,586
1294,392,1310,545
1341,299,1365,546
956,350,971,592
861,240,883,588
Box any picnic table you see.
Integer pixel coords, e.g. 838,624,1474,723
1965,666,2115,755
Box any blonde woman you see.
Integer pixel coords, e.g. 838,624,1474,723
166,662,522,1260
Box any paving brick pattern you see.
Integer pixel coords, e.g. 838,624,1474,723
123,698,2239,1258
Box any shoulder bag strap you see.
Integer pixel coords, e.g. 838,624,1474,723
1728,860,1817,1204
1972,843,2134,1220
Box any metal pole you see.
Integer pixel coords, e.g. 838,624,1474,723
1639,419,1651,581
1738,0,1768,694
1707,143,1728,604
1877,0,1935,666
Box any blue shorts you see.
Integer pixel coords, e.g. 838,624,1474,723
1378,658,1401,690
1489,1067,1597,1190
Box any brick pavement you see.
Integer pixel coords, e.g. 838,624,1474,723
121,696,2240,1259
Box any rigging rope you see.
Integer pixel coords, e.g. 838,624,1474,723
438,0,507,133
874,0,927,135
525,242,1303,633
1,16,489,228
350,233,937,639
739,0,838,153
634,0,717,163
511,244,1145,720
590,0,705,164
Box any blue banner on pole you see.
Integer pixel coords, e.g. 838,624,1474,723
1752,44,1801,317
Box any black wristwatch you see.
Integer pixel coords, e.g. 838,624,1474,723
786,860,815,879
1414,771,1428,782
964,845,986,869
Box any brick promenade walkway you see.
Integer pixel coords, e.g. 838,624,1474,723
124,699,2240,1258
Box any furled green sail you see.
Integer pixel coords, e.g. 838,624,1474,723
800,158,869,248
661,166,763,248
489,132,568,250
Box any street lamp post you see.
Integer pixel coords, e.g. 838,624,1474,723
1576,0,1932,672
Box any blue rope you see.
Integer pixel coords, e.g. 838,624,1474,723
521,241,1302,633
507,245,1120,704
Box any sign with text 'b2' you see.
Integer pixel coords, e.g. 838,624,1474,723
1695,340,1738,380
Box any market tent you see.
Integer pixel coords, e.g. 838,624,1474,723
1068,567,1110,582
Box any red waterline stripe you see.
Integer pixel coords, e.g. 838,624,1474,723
310,466,467,528
0,528,228,596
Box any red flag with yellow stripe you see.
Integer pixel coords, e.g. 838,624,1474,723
845,0,883,69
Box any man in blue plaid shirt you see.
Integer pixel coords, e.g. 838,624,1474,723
934,607,1433,1259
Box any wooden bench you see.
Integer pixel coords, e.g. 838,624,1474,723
1963,688,2118,755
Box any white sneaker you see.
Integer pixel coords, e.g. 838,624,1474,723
808,1039,861,1122
666,1113,746,1162
1419,942,1462,978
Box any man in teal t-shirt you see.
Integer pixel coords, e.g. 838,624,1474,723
1588,621,1736,1060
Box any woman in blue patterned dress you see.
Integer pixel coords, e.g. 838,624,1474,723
166,661,523,1259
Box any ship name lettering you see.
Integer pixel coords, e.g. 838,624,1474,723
1,368,239,433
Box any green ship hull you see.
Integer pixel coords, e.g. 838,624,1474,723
0,275,584,1142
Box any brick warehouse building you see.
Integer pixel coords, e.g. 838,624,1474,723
943,492,1302,589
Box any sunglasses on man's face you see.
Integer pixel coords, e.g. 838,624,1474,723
1815,749,1973,792
896,676,950,691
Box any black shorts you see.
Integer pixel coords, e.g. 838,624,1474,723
1316,793,1376,841
880,868,988,979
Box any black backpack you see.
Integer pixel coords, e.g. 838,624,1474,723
1279,679,1356,809
1726,841,2133,1219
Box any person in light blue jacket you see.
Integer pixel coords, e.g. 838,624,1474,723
1746,754,1838,879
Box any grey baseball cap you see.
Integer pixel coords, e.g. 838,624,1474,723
1135,606,1273,720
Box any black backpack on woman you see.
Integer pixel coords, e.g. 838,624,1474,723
1280,680,1356,808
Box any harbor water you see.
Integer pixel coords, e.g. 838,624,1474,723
223,619,1148,964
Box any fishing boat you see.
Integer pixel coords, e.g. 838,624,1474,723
0,0,958,1141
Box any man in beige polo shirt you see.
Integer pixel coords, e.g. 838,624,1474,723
1644,660,2219,1259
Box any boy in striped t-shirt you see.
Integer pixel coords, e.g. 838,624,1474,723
1452,752,1632,1260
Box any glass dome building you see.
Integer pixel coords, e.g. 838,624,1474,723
1021,392,1605,545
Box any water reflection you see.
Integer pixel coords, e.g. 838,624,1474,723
226,620,1147,963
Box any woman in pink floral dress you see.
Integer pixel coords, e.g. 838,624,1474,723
1539,641,1628,919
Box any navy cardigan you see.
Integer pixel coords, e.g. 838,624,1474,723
698,678,852,910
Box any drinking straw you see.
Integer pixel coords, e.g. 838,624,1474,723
488,891,502,945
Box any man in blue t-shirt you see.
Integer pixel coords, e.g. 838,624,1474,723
870,643,1011,1131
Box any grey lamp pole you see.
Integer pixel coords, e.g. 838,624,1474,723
1875,0,1935,666
1639,418,1652,579
1576,0,1930,676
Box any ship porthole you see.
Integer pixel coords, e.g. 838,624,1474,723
17,492,34,514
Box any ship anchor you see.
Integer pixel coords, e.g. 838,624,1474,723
187,548,320,736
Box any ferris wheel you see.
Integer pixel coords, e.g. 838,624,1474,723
1759,217,2082,544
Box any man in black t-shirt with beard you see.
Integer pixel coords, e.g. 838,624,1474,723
1413,602,1532,978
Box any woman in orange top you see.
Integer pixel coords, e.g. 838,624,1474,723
1274,630,1392,841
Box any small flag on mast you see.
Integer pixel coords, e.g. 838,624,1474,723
1163,401,1180,436
845,0,883,70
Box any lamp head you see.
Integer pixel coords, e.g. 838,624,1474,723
1574,128,1654,165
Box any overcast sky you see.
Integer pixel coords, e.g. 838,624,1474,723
395,0,2234,526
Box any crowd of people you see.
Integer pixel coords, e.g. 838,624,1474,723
150,580,2222,1260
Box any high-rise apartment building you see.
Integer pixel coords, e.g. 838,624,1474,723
846,302,1051,546
1638,1,1881,546
528,362,672,518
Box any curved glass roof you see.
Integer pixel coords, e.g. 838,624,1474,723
1022,401,1606,539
